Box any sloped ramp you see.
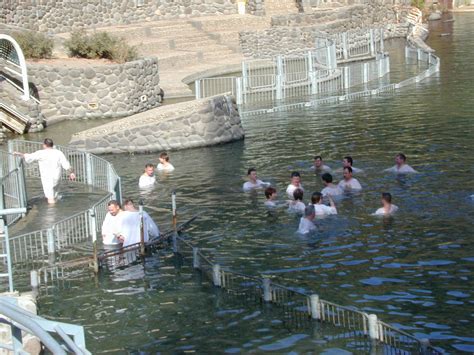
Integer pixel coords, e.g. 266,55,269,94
0,102,29,134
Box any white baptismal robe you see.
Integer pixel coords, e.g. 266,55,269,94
286,184,304,199
157,163,175,172
24,148,71,199
101,211,125,245
121,211,142,247
374,204,399,216
385,164,417,174
139,174,156,188
297,217,316,234
337,178,362,191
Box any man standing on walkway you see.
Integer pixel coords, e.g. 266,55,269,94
14,138,75,204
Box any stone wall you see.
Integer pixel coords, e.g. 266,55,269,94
246,0,266,16
1,0,238,34
69,94,245,154
240,4,410,58
27,57,161,124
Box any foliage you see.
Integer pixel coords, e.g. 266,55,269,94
12,31,54,59
64,30,138,63
411,0,425,10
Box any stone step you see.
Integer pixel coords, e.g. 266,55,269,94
132,36,223,51
190,15,270,32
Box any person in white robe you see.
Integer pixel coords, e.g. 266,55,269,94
123,199,160,244
321,173,343,197
338,167,362,191
311,192,337,216
139,163,156,188
156,152,175,172
14,138,75,204
101,200,125,246
373,192,399,216
297,205,316,235
286,171,304,199
311,155,332,173
288,188,305,214
384,153,418,174
243,167,270,192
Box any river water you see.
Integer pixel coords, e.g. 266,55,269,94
25,13,474,354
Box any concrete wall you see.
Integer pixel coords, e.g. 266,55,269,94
1,0,238,34
27,57,161,124
240,4,410,58
69,94,245,154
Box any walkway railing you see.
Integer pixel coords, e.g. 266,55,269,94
195,28,388,105
0,151,26,226
0,297,90,354
175,235,443,354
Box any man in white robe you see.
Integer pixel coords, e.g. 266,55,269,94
101,200,125,246
338,167,362,191
139,163,156,188
384,153,418,174
14,138,75,204
123,199,160,245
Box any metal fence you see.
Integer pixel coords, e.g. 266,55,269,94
0,151,27,226
174,235,442,354
242,46,439,116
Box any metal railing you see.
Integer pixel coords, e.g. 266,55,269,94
242,46,439,116
0,151,26,226
174,235,442,354
0,297,90,354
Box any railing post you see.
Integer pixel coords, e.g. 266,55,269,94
343,66,350,89
193,247,200,269
417,48,421,61
195,79,202,99
235,78,243,105
85,153,93,186
276,55,283,100
310,294,321,320
47,228,55,265
262,278,272,302
368,314,379,341
363,62,369,83
369,29,375,56
30,270,39,290
342,32,348,60
379,28,384,53
420,338,431,354
1,220,14,292
139,203,145,256
212,264,221,287
89,208,98,273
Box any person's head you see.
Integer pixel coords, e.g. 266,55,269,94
43,138,54,148
381,192,392,205
313,155,323,168
343,166,353,180
343,156,353,167
304,204,315,220
159,152,170,164
123,199,136,212
321,173,333,185
107,200,121,216
293,188,304,202
395,153,407,166
144,163,155,177
290,171,301,186
247,167,257,182
265,186,277,200
311,192,323,204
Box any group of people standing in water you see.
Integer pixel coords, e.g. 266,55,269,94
243,153,417,234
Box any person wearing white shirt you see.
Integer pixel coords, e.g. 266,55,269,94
311,155,332,173
156,152,175,172
342,156,363,174
264,186,278,207
288,188,306,214
384,153,418,174
286,171,304,199
14,138,76,204
374,192,399,216
311,192,337,216
297,205,316,235
101,200,125,246
243,167,270,192
123,199,160,245
321,173,343,197
138,163,156,188
338,167,362,191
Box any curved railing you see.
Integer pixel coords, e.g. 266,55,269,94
0,140,122,265
175,235,443,354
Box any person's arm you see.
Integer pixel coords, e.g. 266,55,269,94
59,152,76,180
327,195,337,214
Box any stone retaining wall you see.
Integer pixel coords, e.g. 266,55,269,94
69,94,245,154
28,57,161,124
1,0,238,34
240,4,410,58
246,0,266,16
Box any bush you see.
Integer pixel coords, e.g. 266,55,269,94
64,30,138,63
12,31,54,60
411,0,425,10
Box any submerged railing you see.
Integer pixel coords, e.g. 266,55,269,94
174,235,443,354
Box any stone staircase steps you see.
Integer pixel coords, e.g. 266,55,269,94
264,0,299,15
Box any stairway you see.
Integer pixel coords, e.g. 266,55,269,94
264,0,299,16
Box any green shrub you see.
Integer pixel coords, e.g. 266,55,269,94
12,31,54,59
411,0,425,10
64,30,138,63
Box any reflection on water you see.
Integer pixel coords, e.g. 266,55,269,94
36,13,474,353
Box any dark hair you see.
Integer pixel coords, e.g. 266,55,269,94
311,192,323,204
107,200,121,208
247,167,256,175
265,186,276,199
344,156,353,166
314,155,322,161
290,171,301,178
145,163,154,169
343,166,353,174
293,188,304,201
159,152,170,161
43,138,54,148
321,173,333,183
396,153,407,162
305,204,315,217
382,192,392,203
123,199,134,206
